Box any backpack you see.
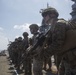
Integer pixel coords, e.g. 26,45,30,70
61,21,76,53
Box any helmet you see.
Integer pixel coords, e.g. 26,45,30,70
29,24,39,30
15,38,18,41
41,7,59,17
23,32,28,37
18,37,22,40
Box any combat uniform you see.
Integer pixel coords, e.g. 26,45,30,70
41,7,76,75
40,7,67,74
22,32,32,75
58,21,76,75
40,22,52,71
29,24,43,75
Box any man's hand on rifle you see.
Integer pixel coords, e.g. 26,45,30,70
26,45,33,54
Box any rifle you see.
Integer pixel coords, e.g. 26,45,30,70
19,26,51,66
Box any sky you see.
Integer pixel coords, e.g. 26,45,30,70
0,0,73,51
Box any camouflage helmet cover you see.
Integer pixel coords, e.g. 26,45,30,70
18,37,22,40
15,38,18,41
23,32,28,36
29,24,39,30
41,7,59,17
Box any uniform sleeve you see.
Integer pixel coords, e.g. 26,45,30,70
47,22,66,55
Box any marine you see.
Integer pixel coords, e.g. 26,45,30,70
22,32,32,75
29,24,43,75
40,7,59,74
40,6,76,75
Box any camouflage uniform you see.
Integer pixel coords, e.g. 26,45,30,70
22,32,32,75
9,38,21,68
41,7,76,75
11,38,19,66
29,24,43,75
16,37,23,70
40,20,52,71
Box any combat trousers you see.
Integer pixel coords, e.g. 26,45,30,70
59,60,76,75
33,58,43,75
24,58,32,75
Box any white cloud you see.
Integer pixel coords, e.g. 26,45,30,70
0,32,8,50
14,23,31,37
15,35,20,38
64,0,72,3
0,27,8,50
0,27,3,31
14,23,40,37
14,23,30,32
65,0,69,1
